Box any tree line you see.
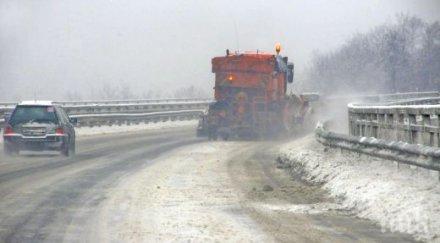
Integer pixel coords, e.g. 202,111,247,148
300,15,440,95
64,83,210,101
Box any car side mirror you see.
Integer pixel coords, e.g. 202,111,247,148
69,117,78,125
4,113,11,123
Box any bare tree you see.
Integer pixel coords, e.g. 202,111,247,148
173,85,209,99
305,15,439,95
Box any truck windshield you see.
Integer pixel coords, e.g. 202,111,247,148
9,106,58,126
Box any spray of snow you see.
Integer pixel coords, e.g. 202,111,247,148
278,135,440,242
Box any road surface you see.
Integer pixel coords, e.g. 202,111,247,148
0,127,415,242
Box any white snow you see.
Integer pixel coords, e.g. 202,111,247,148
64,100,210,108
279,135,440,242
75,120,198,137
348,102,440,109
96,142,271,242
18,100,53,106
251,202,344,215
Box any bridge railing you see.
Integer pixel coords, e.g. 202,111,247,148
348,102,440,147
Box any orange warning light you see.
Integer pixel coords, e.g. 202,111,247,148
275,43,281,55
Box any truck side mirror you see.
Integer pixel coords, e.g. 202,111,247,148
287,63,294,83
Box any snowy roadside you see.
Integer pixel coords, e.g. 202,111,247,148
93,142,271,242
278,135,440,242
0,120,197,144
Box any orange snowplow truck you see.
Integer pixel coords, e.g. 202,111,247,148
198,45,306,140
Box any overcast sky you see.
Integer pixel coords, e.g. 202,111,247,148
1,0,439,101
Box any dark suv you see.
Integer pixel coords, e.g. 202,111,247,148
3,101,77,156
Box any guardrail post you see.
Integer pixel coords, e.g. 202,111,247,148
402,113,410,143
393,111,400,141
413,113,423,145
430,113,440,147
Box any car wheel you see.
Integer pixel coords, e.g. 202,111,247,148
70,140,76,156
61,137,71,157
61,145,69,157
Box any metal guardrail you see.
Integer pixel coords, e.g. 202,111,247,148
72,109,204,127
0,99,212,115
61,101,210,116
315,122,440,178
0,110,203,130
55,98,213,106
0,99,212,119
0,98,211,129
0,98,212,108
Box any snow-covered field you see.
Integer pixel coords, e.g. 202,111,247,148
278,135,440,242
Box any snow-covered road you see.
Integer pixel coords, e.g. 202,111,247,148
95,142,271,242
0,125,425,242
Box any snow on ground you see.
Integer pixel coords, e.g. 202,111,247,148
75,120,197,137
278,135,440,242
95,142,272,242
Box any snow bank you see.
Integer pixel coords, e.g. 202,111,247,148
76,120,197,137
278,135,440,242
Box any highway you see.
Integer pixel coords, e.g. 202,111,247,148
0,126,415,242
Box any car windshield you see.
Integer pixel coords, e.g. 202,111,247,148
9,106,58,126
